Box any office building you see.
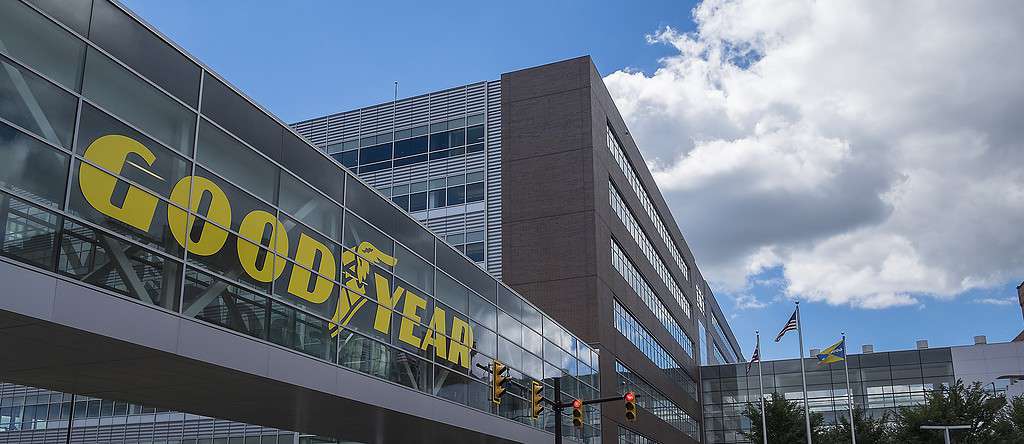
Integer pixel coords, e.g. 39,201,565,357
701,339,1024,444
292,57,745,443
0,0,601,443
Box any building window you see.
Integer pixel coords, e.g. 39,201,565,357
607,125,690,282
612,300,697,397
611,239,694,359
616,361,699,440
610,182,691,320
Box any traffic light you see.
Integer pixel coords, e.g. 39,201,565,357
572,399,584,429
491,360,509,405
624,391,638,422
530,381,544,418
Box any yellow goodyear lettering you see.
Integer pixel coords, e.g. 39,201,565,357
77,134,477,369
398,291,427,348
421,306,448,360
236,210,288,282
287,233,337,304
79,135,159,231
167,176,231,256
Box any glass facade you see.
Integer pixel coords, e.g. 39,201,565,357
292,85,501,277
612,301,697,398
606,126,690,284
609,182,691,321
615,362,700,440
701,348,956,444
617,425,660,444
0,0,598,442
611,239,694,359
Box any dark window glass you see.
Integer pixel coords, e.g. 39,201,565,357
448,147,465,159
25,0,92,35
200,74,282,163
278,172,342,240
281,132,343,203
408,192,427,212
466,242,484,262
466,125,484,144
394,244,432,294
428,189,446,209
359,142,392,165
428,149,449,161
448,128,465,147
394,153,427,167
268,301,336,361
436,244,496,302
467,143,485,154
196,119,279,204
0,0,86,91
0,192,61,270
82,48,196,154
391,194,409,211
429,131,449,150
75,103,192,200
0,56,77,148
358,161,391,174
447,186,466,205
466,182,484,202
394,136,427,158
0,122,70,208
345,175,432,259
88,0,201,106
332,150,358,168
59,219,181,311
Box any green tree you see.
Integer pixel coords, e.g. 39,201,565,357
891,380,1007,443
992,395,1024,443
820,407,892,444
742,392,824,444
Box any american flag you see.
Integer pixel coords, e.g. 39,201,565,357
746,343,760,374
774,310,799,342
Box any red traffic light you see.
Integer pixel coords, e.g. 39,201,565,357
624,392,635,402
572,399,582,409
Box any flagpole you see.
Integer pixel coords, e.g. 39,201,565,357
796,301,813,444
757,331,767,444
843,332,856,444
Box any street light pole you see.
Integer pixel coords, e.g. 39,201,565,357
920,425,971,444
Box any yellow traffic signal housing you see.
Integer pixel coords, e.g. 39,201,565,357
624,391,638,422
572,399,584,429
491,360,509,405
530,381,544,418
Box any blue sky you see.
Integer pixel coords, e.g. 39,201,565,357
122,1,1024,361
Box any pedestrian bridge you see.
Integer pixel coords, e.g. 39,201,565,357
0,257,551,444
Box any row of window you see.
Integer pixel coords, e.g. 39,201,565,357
328,113,486,152
330,124,485,173
609,182,692,320
610,239,695,359
447,230,485,263
612,300,697,397
384,176,485,213
606,125,691,286
0,0,600,434
710,315,739,363
615,361,700,441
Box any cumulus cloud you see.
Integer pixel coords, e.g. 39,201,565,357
604,0,1024,309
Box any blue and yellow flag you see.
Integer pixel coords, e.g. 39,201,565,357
816,338,846,365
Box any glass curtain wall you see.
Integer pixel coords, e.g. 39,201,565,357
701,349,955,444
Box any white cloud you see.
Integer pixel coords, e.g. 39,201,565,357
974,297,1017,306
604,0,1024,309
